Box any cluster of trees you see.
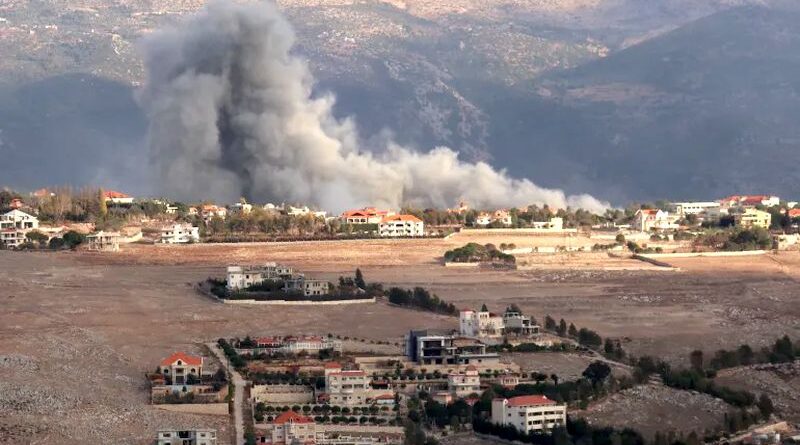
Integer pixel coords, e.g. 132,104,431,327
443,243,516,264
208,269,378,302
694,227,773,251
542,316,604,351
473,417,646,445
386,287,457,315
690,335,797,371
217,338,246,370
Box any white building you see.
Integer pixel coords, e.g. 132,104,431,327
0,209,40,248
160,224,200,244
226,263,295,290
284,278,331,297
103,190,134,205
258,411,317,445
250,336,342,355
460,309,505,338
447,366,481,397
476,210,512,227
342,207,394,224
673,202,721,220
531,217,563,230
230,202,253,215
378,214,424,237
632,209,678,232
157,429,216,445
491,395,567,434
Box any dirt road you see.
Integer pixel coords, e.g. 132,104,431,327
208,342,245,445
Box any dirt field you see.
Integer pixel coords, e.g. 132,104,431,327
715,362,800,423
505,352,630,381
2,241,799,443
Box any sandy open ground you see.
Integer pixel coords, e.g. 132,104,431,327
1,238,799,443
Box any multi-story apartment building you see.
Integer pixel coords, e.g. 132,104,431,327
673,202,721,220
158,352,204,385
459,309,505,338
735,208,772,229
491,395,567,434
405,330,500,366
632,209,679,232
378,214,424,237
324,363,372,406
160,224,200,244
157,429,217,445
447,366,481,397
0,209,39,248
341,207,394,224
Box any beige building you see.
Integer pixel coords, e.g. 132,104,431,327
160,224,200,244
157,429,216,445
324,363,371,406
491,395,567,434
86,231,121,252
632,209,678,232
284,278,331,297
158,352,204,385
226,263,295,290
447,366,481,397
735,208,772,229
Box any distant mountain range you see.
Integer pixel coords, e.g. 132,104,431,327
1,0,798,204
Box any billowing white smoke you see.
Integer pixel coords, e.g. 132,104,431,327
138,1,608,213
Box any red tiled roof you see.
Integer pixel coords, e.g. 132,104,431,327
788,209,800,218
273,411,314,424
103,190,132,199
505,395,556,407
324,362,342,369
374,394,395,400
160,352,203,367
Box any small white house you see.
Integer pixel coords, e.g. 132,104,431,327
379,214,424,237
160,224,200,244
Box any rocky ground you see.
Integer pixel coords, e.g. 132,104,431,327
715,361,800,423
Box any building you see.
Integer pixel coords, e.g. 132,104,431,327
259,411,317,445
103,190,134,205
405,330,500,366
503,310,539,336
459,309,505,338
720,195,781,211
447,366,481,397
324,363,373,406
341,207,394,225
531,217,563,230
246,336,342,355
475,210,512,226
735,208,772,229
158,352,204,385
201,205,228,220
157,429,217,445
632,209,678,232
160,224,200,244
491,395,567,434
86,231,121,252
0,209,40,248
787,208,800,219
284,278,331,297
230,202,253,215
379,214,424,237
226,263,295,290
673,202,721,220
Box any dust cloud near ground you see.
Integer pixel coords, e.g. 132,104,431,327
1,241,799,443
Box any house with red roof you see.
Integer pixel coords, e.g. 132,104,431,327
257,411,317,445
632,208,678,232
491,394,566,434
103,190,134,205
341,207,394,225
158,352,204,385
378,214,424,237
786,208,800,219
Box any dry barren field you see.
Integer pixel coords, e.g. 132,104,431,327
1,238,799,443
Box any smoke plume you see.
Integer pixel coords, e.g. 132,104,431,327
138,1,608,213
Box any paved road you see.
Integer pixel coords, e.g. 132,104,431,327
208,342,246,445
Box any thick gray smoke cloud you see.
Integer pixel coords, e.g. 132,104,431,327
138,1,608,213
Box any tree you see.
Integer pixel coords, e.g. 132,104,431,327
25,230,48,246
98,188,108,218
615,233,626,244
757,394,774,419
568,323,578,338
544,315,556,331
354,268,366,289
481,303,489,312
689,350,704,372
582,361,612,387
62,230,86,249
557,319,567,336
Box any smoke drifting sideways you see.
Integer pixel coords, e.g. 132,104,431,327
138,1,609,213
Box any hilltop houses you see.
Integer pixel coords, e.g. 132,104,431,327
405,329,500,367
735,208,772,229
476,210,512,227
673,202,721,220
0,209,39,248
226,263,331,297
632,209,678,232
342,207,394,224
459,307,539,338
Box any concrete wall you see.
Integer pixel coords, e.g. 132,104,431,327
638,250,766,259
223,298,375,306
153,403,229,416
252,384,314,404
459,228,578,235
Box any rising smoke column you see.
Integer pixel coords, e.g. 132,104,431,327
138,1,608,212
